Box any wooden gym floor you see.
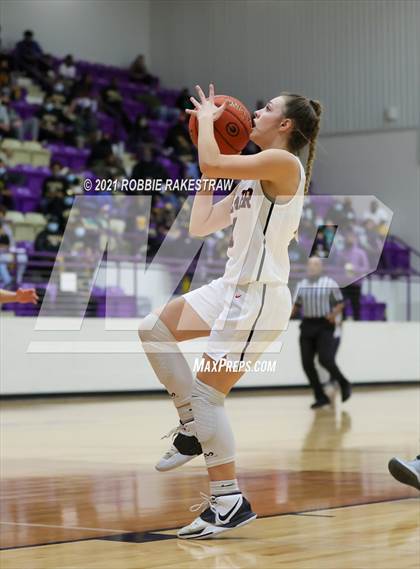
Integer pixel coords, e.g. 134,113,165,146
0,386,419,568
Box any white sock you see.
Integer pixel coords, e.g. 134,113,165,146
210,479,240,497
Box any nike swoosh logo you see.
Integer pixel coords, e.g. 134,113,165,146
217,498,241,523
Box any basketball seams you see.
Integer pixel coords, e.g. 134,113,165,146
189,94,252,154
214,124,241,153
221,106,252,134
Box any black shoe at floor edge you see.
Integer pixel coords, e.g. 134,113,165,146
340,381,352,402
310,397,331,409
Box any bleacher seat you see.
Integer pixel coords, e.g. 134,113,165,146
5,210,25,224
24,212,47,225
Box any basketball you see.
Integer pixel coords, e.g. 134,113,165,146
189,95,252,154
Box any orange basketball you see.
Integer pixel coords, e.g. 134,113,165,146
189,95,252,155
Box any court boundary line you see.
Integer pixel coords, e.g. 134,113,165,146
1,381,418,400
0,495,416,552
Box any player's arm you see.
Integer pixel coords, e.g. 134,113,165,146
189,176,235,238
199,127,297,195
0,288,39,304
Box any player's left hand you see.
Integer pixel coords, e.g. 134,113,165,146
186,84,226,121
16,288,39,304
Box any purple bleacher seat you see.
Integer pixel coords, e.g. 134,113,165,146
47,144,89,171
10,100,41,120
346,295,386,321
148,120,170,144
382,241,410,271
11,186,40,212
158,157,181,181
9,165,49,195
94,286,137,317
122,99,148,121
158,89,180,107
16,241,35,253
310,195,336,220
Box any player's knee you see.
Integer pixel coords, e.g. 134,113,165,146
191,379,225,443
138,312,160,343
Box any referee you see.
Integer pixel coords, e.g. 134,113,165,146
293,257,352,409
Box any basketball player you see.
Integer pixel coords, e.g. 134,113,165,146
138,84,322,538
0,287,38,304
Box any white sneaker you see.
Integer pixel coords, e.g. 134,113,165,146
155,420,202,472
177,492,257,540
388,455,420,490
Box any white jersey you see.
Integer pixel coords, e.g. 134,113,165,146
223,155,305,285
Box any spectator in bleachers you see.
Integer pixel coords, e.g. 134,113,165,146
0,206,28,285
49,79,70,107
42,162,69,196
69,96,98,148
300,200,317,237
0,227,12,287
34,217,62,253
33,217,63,280
87,130,113,168
0,93,39,141
129,115,156,151
164,111,191,155
71,72,94,99
359,218,384,265
326,198,355,229
14,30,51,89
0,56,22,101
37,95,69,142
129,54,157,86
40,162,74,222
0,207,13,245
164,111,199,177
99,153,126,180
339,231,369,321
131,145,169,185
58,55,77,81
0,165,14,209
363,200,389,235
100,78,131,133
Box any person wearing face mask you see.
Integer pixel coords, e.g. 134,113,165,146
37,95,73,143
34,219,62,253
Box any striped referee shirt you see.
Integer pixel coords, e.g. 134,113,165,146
294,276,343,318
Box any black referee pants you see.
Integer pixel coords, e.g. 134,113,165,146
299,318,348,401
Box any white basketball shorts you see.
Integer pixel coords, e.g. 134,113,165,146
183,277,292,364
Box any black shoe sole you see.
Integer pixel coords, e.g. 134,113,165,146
388,458,420,490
